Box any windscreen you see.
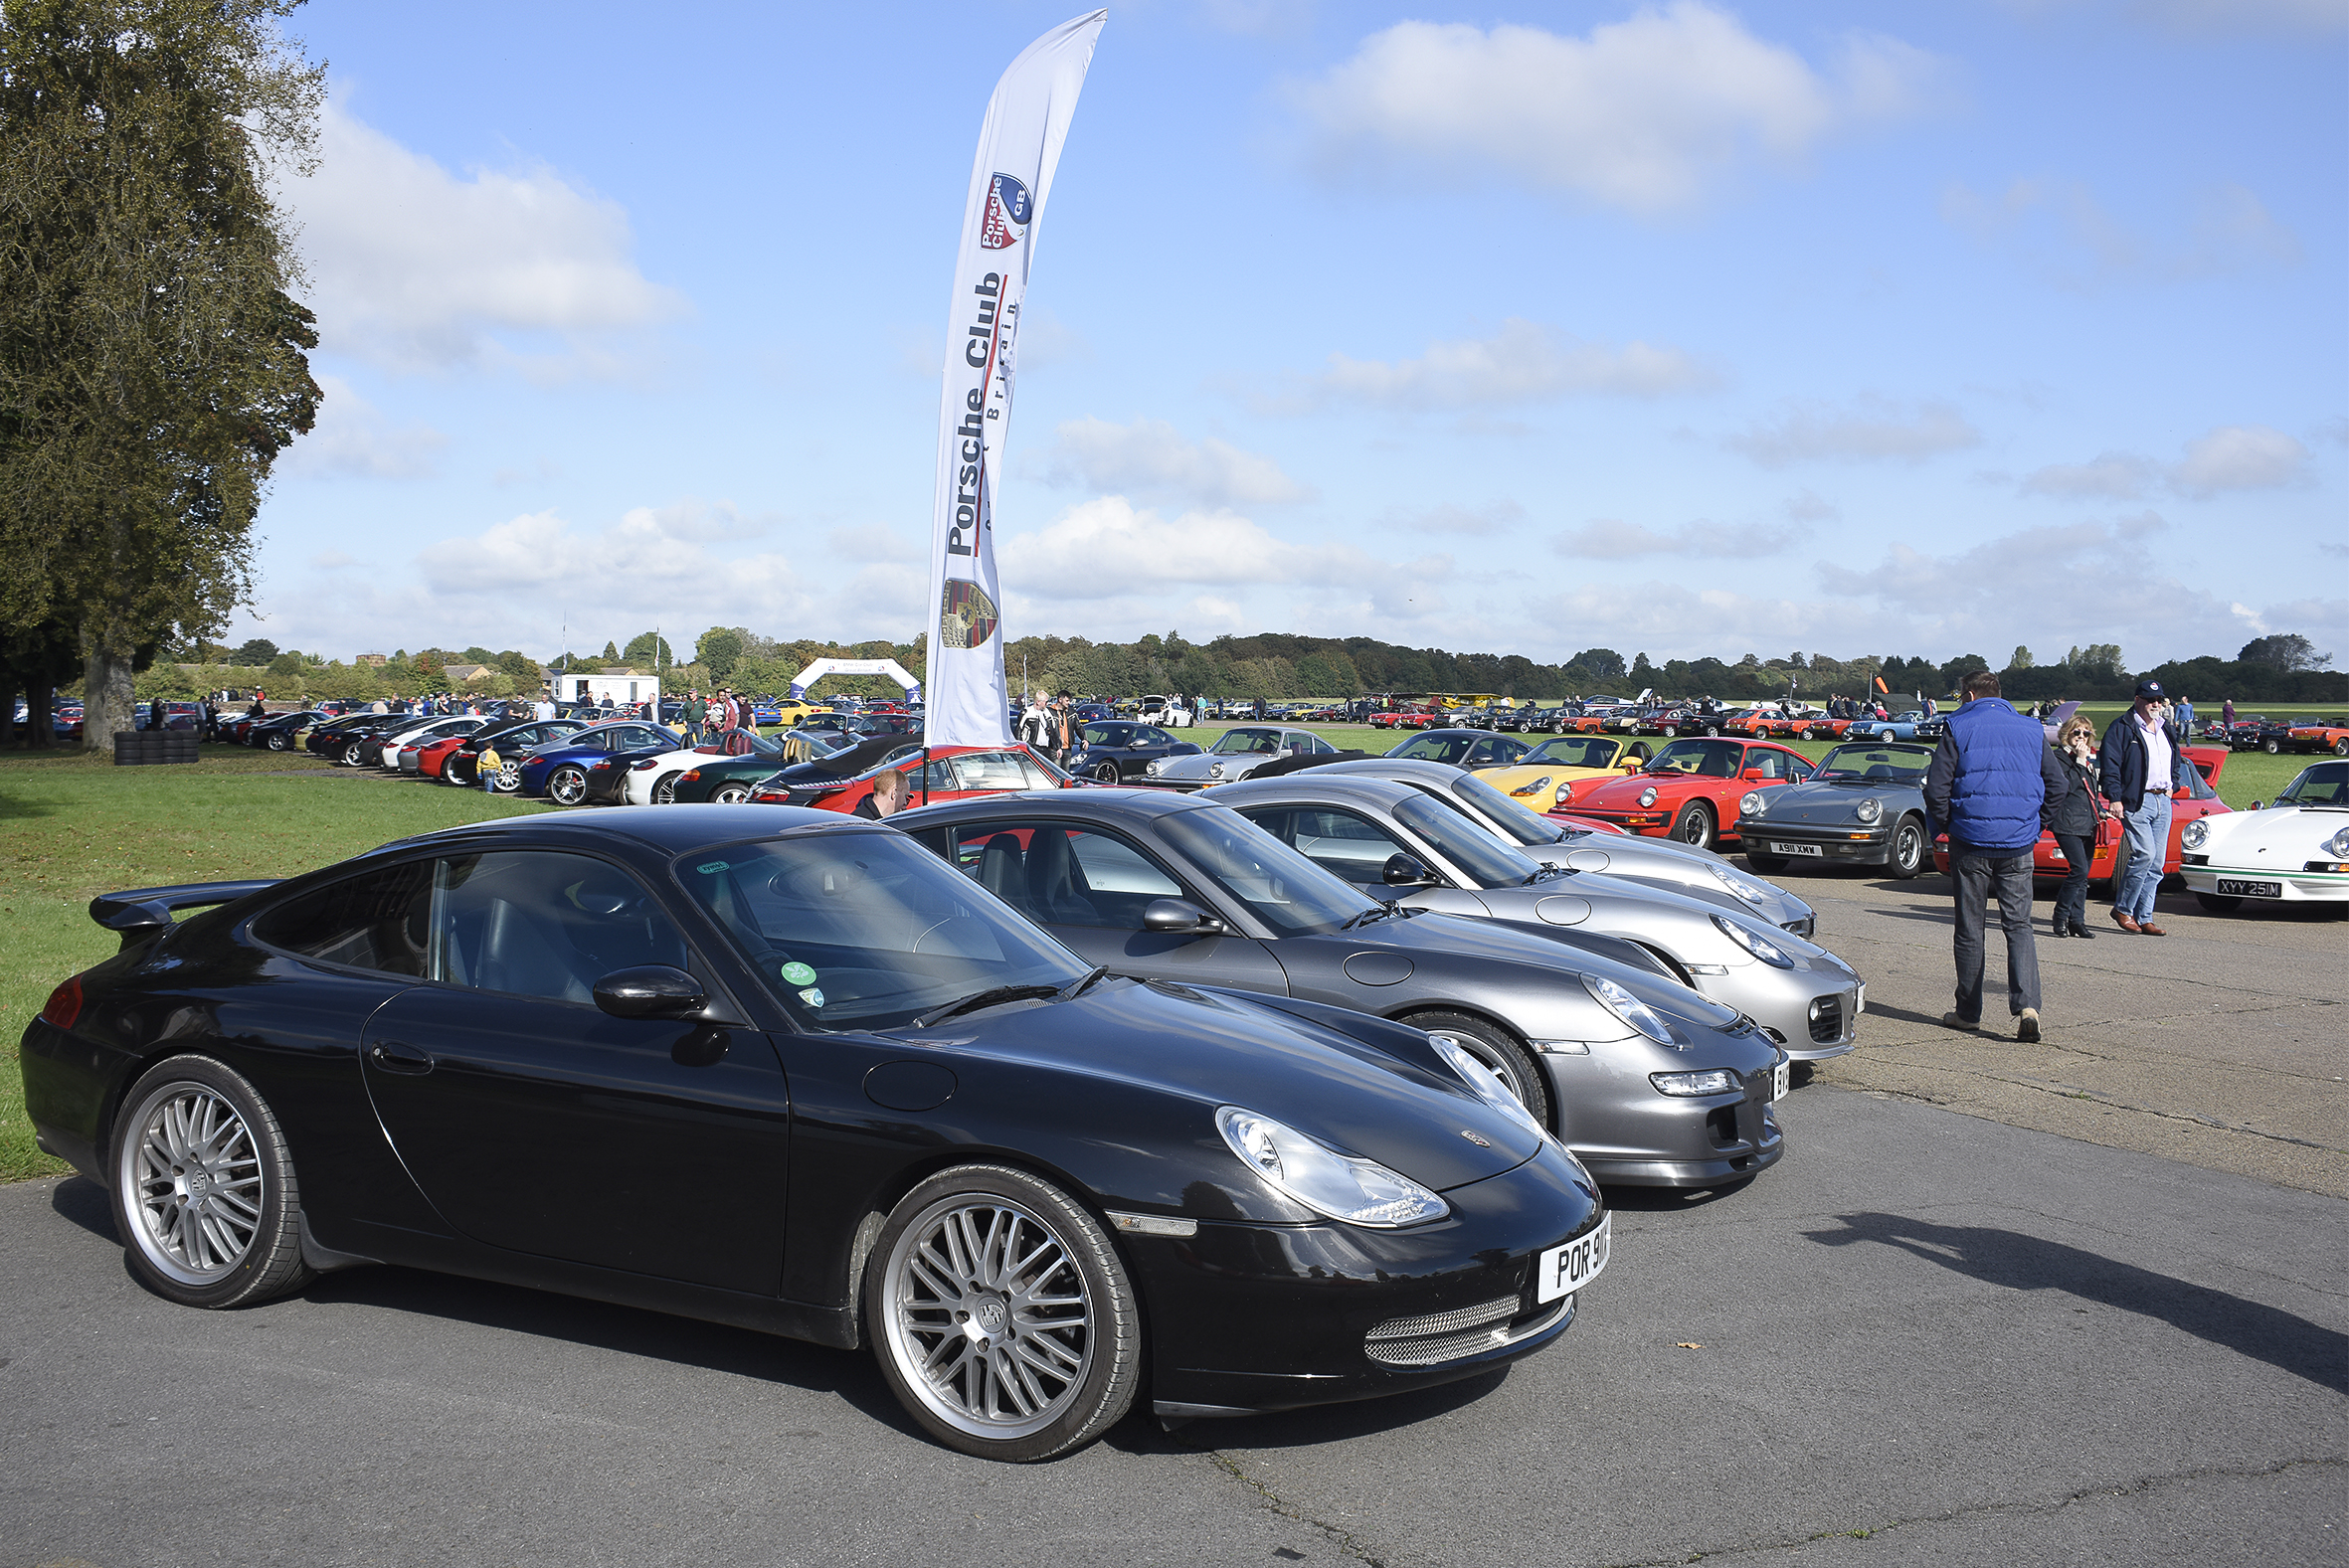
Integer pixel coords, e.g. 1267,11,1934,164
1645,739,1741,778
1528,736,1617,769
1445,771,1570,845
2276,762,2349,805
1389,733,1476,765
1155,804,1375,937
1814,744,1932,784
1393,792,1545,887
675,829,1086,1031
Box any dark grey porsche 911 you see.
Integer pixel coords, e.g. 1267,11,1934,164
1735,742,1935,878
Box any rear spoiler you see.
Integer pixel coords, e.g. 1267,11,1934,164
90,880,279,952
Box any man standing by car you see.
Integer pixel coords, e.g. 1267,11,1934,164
1924,670,2068,1041
2098,678,2193,936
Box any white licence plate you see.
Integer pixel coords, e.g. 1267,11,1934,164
1772,1058,1791,1100
1771,841,1823,856
2217,878,2282,898
1536,1214,1611,1303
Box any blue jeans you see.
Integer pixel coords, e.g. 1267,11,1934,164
2115,791,2173,922
1950,845,2041,1022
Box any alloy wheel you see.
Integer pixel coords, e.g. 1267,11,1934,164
122,1084,263,1286
549,766,588,806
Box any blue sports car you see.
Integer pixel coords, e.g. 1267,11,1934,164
514,719,685,805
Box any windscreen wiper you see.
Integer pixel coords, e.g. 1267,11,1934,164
1060,965,1110,999
1342,904,1403,929
912,982,1067,1028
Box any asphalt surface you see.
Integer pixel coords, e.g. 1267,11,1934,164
4,866,2344,1568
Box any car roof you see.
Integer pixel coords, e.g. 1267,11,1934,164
894,787,1216,828
1214,773,1417,808
375,802,868,859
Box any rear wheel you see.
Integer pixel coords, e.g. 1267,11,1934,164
110,1056,314,1309
2195,892,2243,913
1404,1010,1551,1130
1673,799,1717,851
2263,738,2279,754
1702,723,1720,738
864,1164,1141,1463
1888,815,1927,880
2334,739,2348,758
711,782,753,804
341,741,366,767
650,771,683,804
1091,763,1120,784
266,731,289,752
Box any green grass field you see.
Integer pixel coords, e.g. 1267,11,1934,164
0,745,550,1181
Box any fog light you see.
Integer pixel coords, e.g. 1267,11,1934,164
1652,1069,1737,1097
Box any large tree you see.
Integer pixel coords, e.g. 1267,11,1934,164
0,0,322,755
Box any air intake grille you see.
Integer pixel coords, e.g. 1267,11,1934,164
1808,994,1844,1044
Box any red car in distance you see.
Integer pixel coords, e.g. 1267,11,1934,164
1559,737,1814,851
1930,745,2233,885
751,742,1082,812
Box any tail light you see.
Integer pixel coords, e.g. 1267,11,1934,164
632,759,660,771
680,770,701,783
41,975,85,1029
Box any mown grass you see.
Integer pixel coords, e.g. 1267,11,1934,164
0,744,549,1181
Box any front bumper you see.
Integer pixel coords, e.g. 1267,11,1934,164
1694,961,1863,1061
1129,1141,1602,1415
1741,822,1895,866
2180,863,2349,904
1539,1032,1787,1186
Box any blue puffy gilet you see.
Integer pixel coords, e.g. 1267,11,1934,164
1942,697,2047,852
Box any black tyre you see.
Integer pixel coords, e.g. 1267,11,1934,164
1674,799,1717,851
1404,1010,1552,1130
110,1055,315,1309
341,740,367,767
1091,762,1120,784
711,782,753,804
650,771,683,804
2334,739,2349,758
2263,738,2280,754
266,730,289,752
864,1164,1141,1462
1745,850,1789,872
547,764,590,806
1888,815,1927,880
1702,723,1720,738
2195,892,2243,913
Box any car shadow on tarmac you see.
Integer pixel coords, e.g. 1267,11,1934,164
1803,1211,2349,1397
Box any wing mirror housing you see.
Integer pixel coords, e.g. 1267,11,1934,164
595,964,708,1020
1741,768,1766,781
2250,800,2262,810
1142,897,1225,936
1381,853,1438,888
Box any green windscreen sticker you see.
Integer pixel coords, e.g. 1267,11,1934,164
780,961,816,985
697,861,729,875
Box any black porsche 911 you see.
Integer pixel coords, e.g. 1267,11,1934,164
20,807,1607,1462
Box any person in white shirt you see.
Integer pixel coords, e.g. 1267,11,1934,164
2096,678,2192,936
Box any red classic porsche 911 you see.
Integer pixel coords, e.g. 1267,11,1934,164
1558,737,1813,851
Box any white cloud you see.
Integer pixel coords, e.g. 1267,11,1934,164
417,499,783,597
2020,452,2157,499
1291,7,1943,214
1274,318,1716,413
2170,425,2311,497
276,376,449,480
1727,397,1982,466
1382,500,1525,537
1782,489,1840,522
288,95,687,376
1039,418,1313,506
999,496,1448,620
1941,177,2300,287
826,524,922,564
1552,518,1805,560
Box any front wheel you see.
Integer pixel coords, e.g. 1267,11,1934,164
1405,1010,1552,1130
1888,815,1926,880
1673,799,1717,851
2263,739,2280,754
110,1055,315,1308
865,1164,1141,1462
2195,892,2243,913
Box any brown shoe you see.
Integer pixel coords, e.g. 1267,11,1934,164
2111,910,2143,934
2138,921,2167,936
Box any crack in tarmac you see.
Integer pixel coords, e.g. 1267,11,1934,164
1174,1433,1389,1566
1593,1456,2349,1568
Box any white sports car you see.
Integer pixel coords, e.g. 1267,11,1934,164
1143,725,1339,787
2179,760,2349,911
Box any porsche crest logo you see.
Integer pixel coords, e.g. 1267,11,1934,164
939,578,999,651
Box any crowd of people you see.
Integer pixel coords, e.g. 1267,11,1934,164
1921,672,2198,1044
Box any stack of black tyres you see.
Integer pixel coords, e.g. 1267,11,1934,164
111,730,202,766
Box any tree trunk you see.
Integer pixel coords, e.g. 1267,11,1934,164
26,674,56,749
84,631,138,759
0,673,16,749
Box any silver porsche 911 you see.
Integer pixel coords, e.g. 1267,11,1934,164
1144,725,1342,788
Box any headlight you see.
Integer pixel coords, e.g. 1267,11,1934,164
1651,1069,1738,1097
1713,914,1794,967
1429,1034,1547,1139
2181,817,2208,850
1208,762,1224,780
1214,1108,1448,1227
1511,775,1553,797
1637,785,1659,807
1145,758,1163,775
1740,790,1765,817
1581,973,1675,1045
2325,825,2349,859
1856,796,1882,824
1709,862,1769,905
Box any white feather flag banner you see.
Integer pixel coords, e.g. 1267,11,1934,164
923,10,1107,746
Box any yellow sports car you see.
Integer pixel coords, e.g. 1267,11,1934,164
1477,734,1652,810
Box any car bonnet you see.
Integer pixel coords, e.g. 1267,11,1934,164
1751,775,1922,825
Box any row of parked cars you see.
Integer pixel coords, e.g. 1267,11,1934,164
2204,714,2349,755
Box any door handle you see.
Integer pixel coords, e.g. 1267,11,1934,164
369,1042,435,1075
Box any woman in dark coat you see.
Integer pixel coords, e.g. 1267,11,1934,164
2049,715,2105,939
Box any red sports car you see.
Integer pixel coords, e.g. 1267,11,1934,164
751,742,1080,812
1559,737,1814,850
2284,718,2349,757
1931,746,2233,884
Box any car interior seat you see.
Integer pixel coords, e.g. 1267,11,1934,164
1024,828,1100,925
477,898,595,1002
977,833,1026,908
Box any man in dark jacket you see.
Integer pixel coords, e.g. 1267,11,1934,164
2097,678,2193,936
1923,670,2069,1040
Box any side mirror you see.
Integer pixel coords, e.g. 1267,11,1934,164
1741,768,1765,781
1381,853,1438,888
1142,897,1224,936
594,964,707,1020
2249,800,2261,810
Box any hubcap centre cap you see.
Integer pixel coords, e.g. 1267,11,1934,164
969,1296,1009,1338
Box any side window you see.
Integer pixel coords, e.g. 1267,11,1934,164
251,860,434,977
429,851,689,1005
952,752,1031,792
1312,734,1337,754
948,821,1183,929
1286,806,1410,887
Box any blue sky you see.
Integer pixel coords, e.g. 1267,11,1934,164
243,0,2346,674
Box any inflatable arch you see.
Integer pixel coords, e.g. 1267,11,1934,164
789,657,921,703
